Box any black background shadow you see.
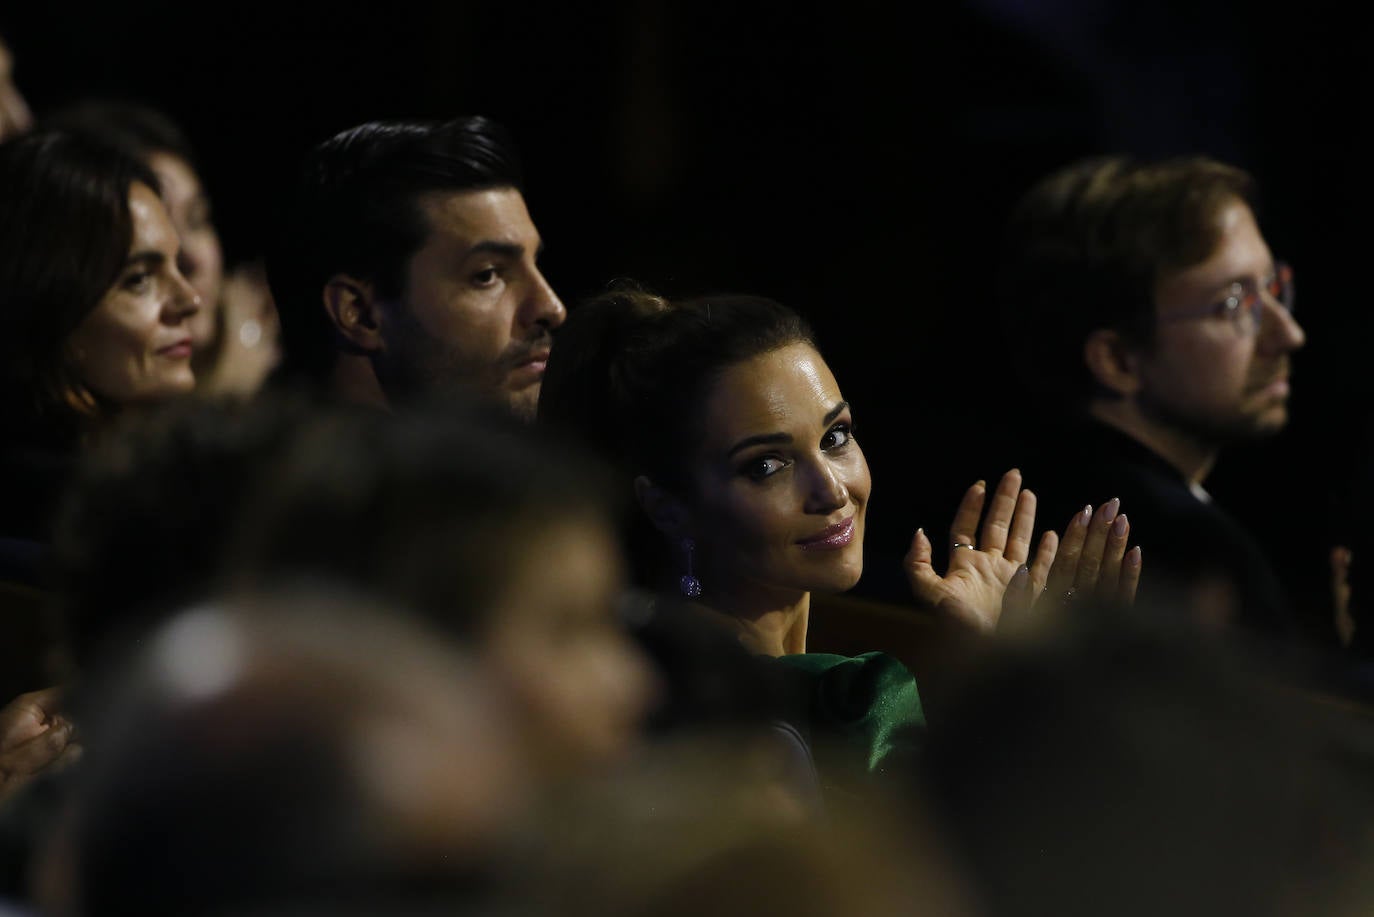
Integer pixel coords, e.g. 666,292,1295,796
3,0,1364,638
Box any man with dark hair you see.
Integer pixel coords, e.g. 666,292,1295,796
266,116,564,420
1001,155,1306,638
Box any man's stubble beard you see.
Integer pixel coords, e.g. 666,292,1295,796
374,330,499,407
1137,386,1289,450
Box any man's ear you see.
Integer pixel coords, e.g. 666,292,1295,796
323,274,383,352
1083,328,1143,397
634,475,691,541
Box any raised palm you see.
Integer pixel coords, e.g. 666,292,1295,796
904,469,1052,631
904,469,1142,632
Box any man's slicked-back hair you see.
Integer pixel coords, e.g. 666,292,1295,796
998,154,1256,410
266,116,524,384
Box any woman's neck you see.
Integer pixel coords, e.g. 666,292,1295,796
693,582,810,657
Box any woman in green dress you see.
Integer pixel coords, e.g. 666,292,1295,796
538,287,1139,785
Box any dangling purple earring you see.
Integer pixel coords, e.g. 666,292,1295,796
680,538,703,597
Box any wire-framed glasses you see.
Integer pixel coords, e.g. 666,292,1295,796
1158,262,1294,335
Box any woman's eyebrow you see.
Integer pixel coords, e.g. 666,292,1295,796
727,432,791,458
123,250,166,270
726,402,849,458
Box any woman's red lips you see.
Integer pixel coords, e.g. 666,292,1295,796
797,517,856,550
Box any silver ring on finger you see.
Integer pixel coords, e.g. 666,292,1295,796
951,542,976,552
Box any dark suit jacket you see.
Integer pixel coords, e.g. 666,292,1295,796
1019,420,1297,640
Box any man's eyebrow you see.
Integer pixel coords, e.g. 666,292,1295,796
727,432,792,458
467,240,526,259
1198,276,1259,301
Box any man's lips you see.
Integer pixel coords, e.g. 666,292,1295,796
505,347,552,385
797,517,856,551
513,349,551,368
1250,369,1291,398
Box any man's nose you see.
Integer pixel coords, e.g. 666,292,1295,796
522,268,565,330
1259,297,1305,353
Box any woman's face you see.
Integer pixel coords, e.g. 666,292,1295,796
66,182,202,405
682,342,871,598
148,151,223,351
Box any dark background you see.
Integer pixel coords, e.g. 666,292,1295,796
2,0,1366,634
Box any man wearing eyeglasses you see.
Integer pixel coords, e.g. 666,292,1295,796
999,155,1306,639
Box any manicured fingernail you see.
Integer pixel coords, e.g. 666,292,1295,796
1128,546,1142,565
1112,513,1129,536
975,480,986,489
1078,505,1092,526
1103,497,1120,523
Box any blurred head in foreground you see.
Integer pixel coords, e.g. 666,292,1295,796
43,591,528,917
227,399,655,773
920,618,1374,917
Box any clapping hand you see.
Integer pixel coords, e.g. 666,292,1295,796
904,469,1056,632
1000,498,1143,628
904,469,1142,633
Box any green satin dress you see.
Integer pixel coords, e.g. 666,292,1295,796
773,651,926,784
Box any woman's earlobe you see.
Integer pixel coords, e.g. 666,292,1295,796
634,474,690,540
